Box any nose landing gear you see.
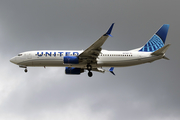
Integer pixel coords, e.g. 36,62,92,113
24,68,28,73
19,65,28,73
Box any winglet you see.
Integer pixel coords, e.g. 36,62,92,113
109,67,115,75
105,23,114,37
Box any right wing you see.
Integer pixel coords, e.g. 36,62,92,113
79,23,114,64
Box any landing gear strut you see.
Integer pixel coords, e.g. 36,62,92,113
87,64,92,70
87,64,93,77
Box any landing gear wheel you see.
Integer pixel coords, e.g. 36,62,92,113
24,68,28,73
88,71,93,77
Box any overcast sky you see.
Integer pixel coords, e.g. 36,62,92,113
0,0,180,120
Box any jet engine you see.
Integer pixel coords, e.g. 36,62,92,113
65,67,84,75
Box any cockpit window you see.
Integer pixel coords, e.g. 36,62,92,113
18,54,22,56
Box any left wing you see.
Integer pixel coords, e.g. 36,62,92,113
92,67,115,75
79,23,114,64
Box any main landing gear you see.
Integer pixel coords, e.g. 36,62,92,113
87,64,93,77
88,71,93,77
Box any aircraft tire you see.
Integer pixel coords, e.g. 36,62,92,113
88,71,93,77
24,69,28,73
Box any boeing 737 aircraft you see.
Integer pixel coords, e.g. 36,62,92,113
10,23,170,77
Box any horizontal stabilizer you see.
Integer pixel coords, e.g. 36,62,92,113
151,44,171,55
163,56,170,60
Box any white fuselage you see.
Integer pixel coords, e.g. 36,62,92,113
10,50,163,68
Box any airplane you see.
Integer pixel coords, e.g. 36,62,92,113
10,23,170,77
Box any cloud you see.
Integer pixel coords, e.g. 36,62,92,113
0,0,180,120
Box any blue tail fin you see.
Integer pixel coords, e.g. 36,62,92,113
139,24,169,52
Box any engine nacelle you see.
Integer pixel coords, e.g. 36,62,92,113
63,56,79,64
65,67,84,75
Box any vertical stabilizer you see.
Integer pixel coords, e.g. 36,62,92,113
139,24,169,52
156,24,169,44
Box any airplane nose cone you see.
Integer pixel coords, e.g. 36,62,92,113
10,57,17,64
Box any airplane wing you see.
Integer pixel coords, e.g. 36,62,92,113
79,23,114,64
92,67,115,75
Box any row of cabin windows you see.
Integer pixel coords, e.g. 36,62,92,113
100,54,133,57
35,54,133,57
